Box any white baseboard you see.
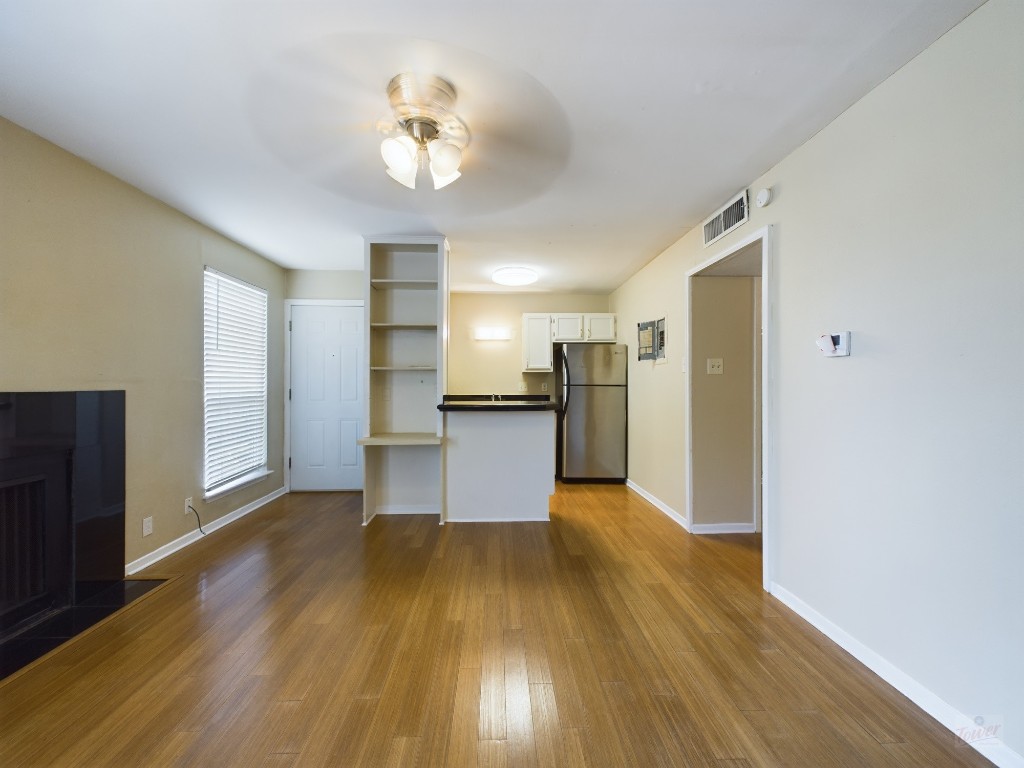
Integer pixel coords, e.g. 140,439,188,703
690,522,757,534
625,480,689,531
446,516,550,523
770,583,1023,768
373,505,441,515
125,486,287,575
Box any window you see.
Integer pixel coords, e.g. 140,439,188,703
203,267,268,495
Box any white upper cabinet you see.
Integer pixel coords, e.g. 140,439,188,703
522,312,618,373
522,313,554,372
551,313,617,342
551,313,585,342
584,313,617,341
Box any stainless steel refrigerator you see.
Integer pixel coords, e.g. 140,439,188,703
557,343,627,482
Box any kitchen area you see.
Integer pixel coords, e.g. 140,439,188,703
359,236,626,525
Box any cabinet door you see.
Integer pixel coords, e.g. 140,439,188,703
522,314,553,371
584,313,617,341
551,313,584,342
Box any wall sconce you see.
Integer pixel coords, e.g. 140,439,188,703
473,326,512,341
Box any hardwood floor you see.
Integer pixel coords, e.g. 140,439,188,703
0,485,992,767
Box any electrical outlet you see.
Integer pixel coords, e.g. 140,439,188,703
185,496,193,515
541,382,548,392
142,516,153,537
706,358,724,375
518,382,527,392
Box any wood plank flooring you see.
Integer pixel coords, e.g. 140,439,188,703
0,485,992,767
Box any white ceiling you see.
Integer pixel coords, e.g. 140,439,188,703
0,1,985,293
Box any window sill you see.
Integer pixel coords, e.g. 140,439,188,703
204,467,273,502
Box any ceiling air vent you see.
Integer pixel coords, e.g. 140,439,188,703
702,190,749,248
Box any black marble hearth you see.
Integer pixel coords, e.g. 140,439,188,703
0,578,164,678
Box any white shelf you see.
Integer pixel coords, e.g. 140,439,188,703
369,365,437,371
370,279,438,291
370,323,438,330
359,432,443,446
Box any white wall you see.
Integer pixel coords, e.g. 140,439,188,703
613,0,1023,758
608,252,690,517
286,269,363,300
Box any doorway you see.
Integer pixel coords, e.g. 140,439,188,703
687,227,774,588
286,301,364,490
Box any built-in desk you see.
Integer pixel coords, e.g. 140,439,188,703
438,395,557,522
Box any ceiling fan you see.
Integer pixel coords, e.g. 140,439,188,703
377,73,470,190
246,35,570,213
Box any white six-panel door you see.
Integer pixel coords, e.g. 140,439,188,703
289,304,364,490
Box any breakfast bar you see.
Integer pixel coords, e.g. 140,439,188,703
438,395,557,522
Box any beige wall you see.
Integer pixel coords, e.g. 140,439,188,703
0,117,287,564
448,292,608,394
612,0,1023,754
691,276,757,527
286,269,363,300
609,240,690,516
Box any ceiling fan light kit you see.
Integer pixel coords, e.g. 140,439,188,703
380,73,469,190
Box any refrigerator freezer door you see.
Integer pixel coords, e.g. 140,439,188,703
562,385,627,479
564,344,627,386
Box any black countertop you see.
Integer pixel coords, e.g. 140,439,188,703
438,395,558,412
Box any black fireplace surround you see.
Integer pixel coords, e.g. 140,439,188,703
0,391,126,656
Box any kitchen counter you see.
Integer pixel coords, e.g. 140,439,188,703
439,395,555,522
438,394,558,412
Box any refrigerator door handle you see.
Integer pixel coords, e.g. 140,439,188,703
561,347,570,416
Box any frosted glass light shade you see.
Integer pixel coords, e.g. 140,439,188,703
384,133,464,190
428,139,462,177
431,169,461,190
381,136,416,174
386,166,417,189
492,267,538,286
473,326,513,341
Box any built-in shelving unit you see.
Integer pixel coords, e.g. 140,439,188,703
359,236,449,524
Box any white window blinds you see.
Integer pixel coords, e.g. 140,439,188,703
203,267,268,493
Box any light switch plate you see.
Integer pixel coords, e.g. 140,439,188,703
707,358,724,375
818,332,851,357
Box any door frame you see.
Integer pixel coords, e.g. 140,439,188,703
284,299,364,492
685,225,775,591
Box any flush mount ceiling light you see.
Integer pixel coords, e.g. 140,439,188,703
492,266,538,286
379,73,469,190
